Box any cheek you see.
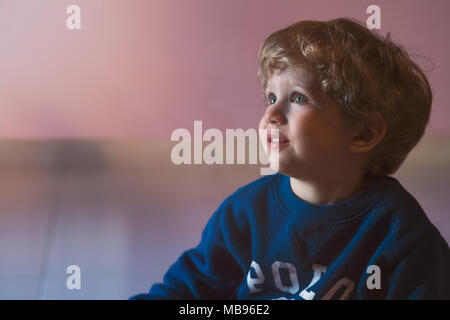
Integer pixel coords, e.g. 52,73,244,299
315,122,352,154
290,114,318,143
291,115,343,152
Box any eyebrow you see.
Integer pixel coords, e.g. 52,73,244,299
265,84,314,97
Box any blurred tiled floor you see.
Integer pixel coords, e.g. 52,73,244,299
0,136,449,299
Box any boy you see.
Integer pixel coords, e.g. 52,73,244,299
131,18,450,299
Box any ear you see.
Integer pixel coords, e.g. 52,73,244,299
348,112,387,153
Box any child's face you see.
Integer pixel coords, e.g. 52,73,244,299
258,66,358,180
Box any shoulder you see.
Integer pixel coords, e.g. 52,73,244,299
211,173,283,227
230,173,283,201
202,174,284,251
372,175,433,229
364,177,450,297
370,175,448,257
215,173,284,211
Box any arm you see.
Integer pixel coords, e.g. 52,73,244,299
130,197,246,300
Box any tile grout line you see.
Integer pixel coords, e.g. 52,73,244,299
35,169,67,300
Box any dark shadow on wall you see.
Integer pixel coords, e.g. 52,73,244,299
0,140,110,172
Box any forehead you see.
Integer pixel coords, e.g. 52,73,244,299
266,66,317,90
266,66,342,112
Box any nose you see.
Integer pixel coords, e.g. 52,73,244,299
264,104,287,126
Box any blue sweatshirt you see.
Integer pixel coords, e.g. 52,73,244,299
131,173,450,300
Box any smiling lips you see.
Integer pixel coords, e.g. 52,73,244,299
267,132,290,149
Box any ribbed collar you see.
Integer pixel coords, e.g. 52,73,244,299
274,173,392,225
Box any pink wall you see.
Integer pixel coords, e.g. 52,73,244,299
0,0,448,138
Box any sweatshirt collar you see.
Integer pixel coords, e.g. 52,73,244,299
275,173,391,225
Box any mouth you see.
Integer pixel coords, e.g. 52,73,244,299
267,134,290,149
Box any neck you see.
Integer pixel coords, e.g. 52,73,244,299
289,170,372,206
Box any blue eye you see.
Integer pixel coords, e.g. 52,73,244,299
270,95,277,104
292,93,308,104
265,93,276,106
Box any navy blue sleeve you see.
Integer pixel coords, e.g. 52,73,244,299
385,230,450,299
130,196,245,300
